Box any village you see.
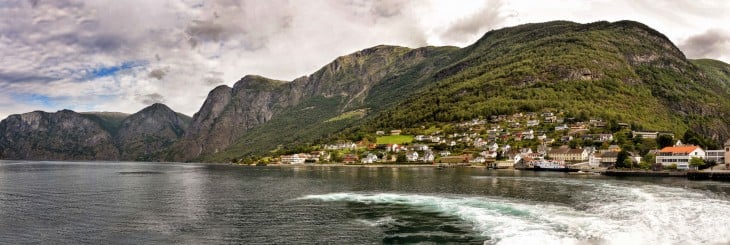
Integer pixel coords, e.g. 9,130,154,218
271,111,730,172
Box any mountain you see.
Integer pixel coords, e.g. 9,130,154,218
366,20,730,142
177,20,730,162
0,104,190,161
2,20,730,162
168,45,459,161
116,103,191,161
0,110,119,160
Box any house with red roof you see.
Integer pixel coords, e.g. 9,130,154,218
656,145,705,170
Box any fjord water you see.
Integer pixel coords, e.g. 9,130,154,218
1,161,730,244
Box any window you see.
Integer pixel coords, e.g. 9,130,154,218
726,147,729,152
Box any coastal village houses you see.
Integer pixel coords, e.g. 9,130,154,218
656,145,705,170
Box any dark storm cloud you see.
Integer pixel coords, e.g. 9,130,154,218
680,29,730,59
137,93,166,105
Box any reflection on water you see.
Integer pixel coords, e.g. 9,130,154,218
1,161,729,244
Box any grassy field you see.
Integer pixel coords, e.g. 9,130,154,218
376,135,414,144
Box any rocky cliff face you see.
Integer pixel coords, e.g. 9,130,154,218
170,45,444,161
0,104,190,161
116,103,190,161
0,110,119,160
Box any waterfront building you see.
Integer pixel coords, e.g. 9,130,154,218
725,139,730,167
281,154,306,164
656,145,705,170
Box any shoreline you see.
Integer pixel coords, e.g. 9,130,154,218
248,163,450,168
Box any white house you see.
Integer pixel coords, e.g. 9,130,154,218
656,145,705,170
406,151,419,162
412,144,430,151
422,151,435,162
361,153,379,164
473,138,488,148
471,156,487,163
501,144,512,153
387,144,401,152
481,151,498,158
705,150,724,164
521,130,534,140
488,142,499,152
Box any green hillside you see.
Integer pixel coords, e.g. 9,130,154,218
355,21,730,142
200,20,730,161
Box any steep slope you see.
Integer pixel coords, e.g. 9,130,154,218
171,20,730,162
0,110,119,160
170,45,459,161
362,21,730,142
116,103,191,161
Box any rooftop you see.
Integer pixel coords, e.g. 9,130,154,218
659,145,700,154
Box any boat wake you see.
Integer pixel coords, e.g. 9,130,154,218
299,183,730,244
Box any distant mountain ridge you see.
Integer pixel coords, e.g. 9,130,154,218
0,104,190,161
1,20,730,162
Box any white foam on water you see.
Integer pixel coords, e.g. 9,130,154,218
356,216,399,227
299,181,730,245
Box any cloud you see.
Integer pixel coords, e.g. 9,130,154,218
203,77,224,86
148,68,168,80
136,93,166,105
370,0,408,18
679,29,730,59
438,0,506,44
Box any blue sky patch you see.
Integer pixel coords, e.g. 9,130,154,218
86,60,147,79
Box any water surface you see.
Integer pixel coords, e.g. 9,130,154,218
1,161,729,244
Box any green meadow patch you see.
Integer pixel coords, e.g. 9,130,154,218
376,135,414,144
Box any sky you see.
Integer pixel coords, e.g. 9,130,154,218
1,0,729,119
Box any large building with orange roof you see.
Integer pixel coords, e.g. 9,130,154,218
656,145,705,170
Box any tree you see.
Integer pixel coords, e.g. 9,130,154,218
690,157,704,170
569,140,579,149
643,153,655,166
623,158,634,169
656,134,674,148
615,150,629,168
396,153,407,163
